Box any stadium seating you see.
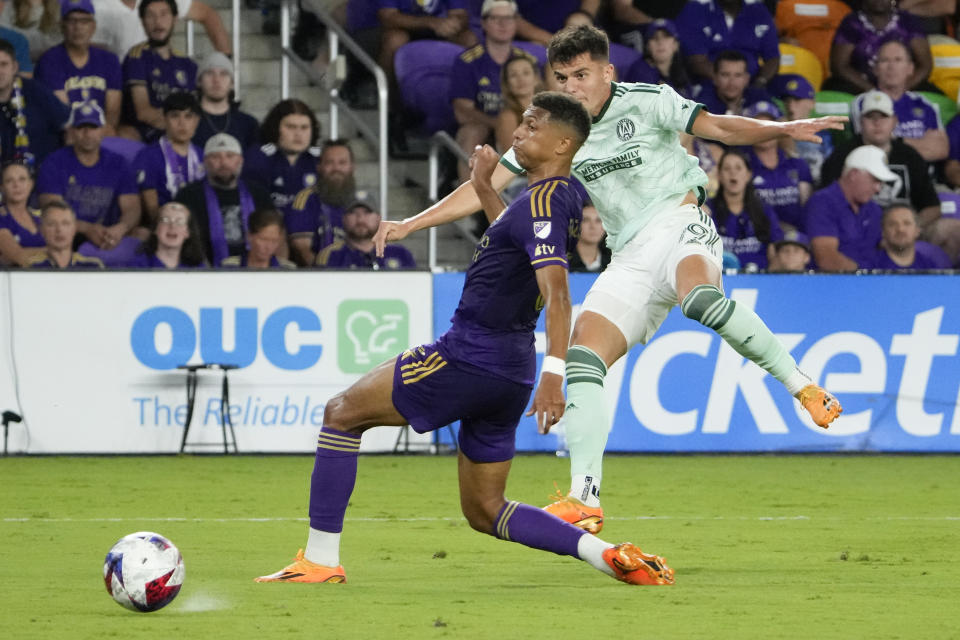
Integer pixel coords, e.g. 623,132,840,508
774,0,850,76
812,90,854,117
394,40,465,135
511,40,547,67
929,41,960,101
100,136,146,163
916,90,958,127
609,43,641,80
779,43,824,91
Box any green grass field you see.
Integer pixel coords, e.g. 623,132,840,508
2,454,959,639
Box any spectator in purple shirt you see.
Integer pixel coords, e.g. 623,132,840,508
826,0,931,94
37,100,140,250
870,204,951,269
675,0,780,86
125,201,206,268
0,161,44,266
133,91,204,223
849,41,947,162
806,145,898,271
221,207,296,268
120,0,197,142
695,50,771,117
623,19,691,98
34,0,122,135
316,197,416,270
192,52,260,151
26,200,105,269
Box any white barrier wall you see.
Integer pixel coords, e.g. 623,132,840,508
0,272,434,454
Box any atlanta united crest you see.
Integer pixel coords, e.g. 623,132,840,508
616,118,635,142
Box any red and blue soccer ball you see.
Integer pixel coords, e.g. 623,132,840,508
103,532,185,612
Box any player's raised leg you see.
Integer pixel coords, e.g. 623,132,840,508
676,254,842,427
255,357,407,583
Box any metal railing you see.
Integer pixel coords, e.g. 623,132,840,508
428,131,475,271
279,0,389,220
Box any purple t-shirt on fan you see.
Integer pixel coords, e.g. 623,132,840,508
34,44,122,113
285,187,345,253
707,198,784,270
675,0,779,77
805,181,883,267
514,0,579,33
833,10,925,77
122,43,197,139
242,144,320,210
869,241,951,270
36,146,138,225
450,45,534,116
0,207,44,248
316,242,416,270
439,175,582,386
133,141,205,205
378,0,467,17
748,149,812,230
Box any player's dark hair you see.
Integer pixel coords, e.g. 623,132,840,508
712,149,772,245
142,203,205,266
247,207,286,235
139,0,178,19
163,91,201,115
260,98,320,147
714,49,748,73
321,138,354,163
0,39,17,62
547,25,609,65
531,91,591,148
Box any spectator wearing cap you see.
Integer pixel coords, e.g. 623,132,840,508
132,92,205,223
91,0,231,61
0,38,68,166
0,0,62,63
769,229,813,272
623,19,691,98
849,40,946,162
707,148,784,271
822,89,940,226
774,74,832,184
316,197,416,270
221,207,296,269
742,100,812,233
451,1,533,183
694,50,771,117
37,100,140,251
192,52,260,151
175,133,273,266
286,139,363,266
675,0,780,86
34,0,122,135
805,145,897,271
869,204,951,270
120,0,197,142
26,200,105,268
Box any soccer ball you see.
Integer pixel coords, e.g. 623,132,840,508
103,531,185,612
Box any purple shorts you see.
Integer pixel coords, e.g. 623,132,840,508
391,341,532,463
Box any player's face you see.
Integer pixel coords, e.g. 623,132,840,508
0,164,34,205
278,114,312,154
860,111,896,146
874,42,913,90
580,205,604,244
62,11,96,47
143,2,175,46
156,205,191,250
318,146,354,184
343,206,381,240
41,208,77,251
646,30,678,66
200,68,233,101
715,60,750,102
551,53,614,117
882,206,920,251
505,58,538,102
0,52,18,91
511,106,563,171
483,8,516,44
205,151,243,185
165,109,200,144
784,97,814,120
248,223,284,262
72,124,104,154
718,154,751,197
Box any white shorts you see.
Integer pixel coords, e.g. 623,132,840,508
581,203,724,347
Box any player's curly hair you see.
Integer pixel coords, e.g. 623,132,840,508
547,24,609,66
531,91,591,148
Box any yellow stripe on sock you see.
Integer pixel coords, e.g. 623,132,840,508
317,431,362,445
497,501,520,540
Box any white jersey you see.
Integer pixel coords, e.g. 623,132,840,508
501,82,707,252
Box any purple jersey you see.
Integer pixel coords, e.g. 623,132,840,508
36,146,138,225
122,43,197,138
514,0,579,33
748,149,812,230
450,45,533,116
133,140,205,204
285,187,344,253
0,206,44,248
851,91,941,140
708,198,784,270
948,113,960,161
378,0,467,17
675,0,779,77
439,176,582,385
869,241,951,270
34,44,122,113
315,241,416,270
27,252,104,269
805,181,883,267
833,10,925,78
192,106,260,151
242,144,320,210
695,83,771,116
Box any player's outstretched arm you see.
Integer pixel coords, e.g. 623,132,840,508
689,110,847,146
373,161,516,257
526,264,572,435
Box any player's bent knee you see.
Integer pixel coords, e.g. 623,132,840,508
321,394,361,434
460,497,504,535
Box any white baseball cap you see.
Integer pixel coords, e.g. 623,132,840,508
859,90,894,117
481,0,517,16
843,144,898,182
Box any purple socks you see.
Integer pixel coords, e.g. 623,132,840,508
308,427,362,533
493,501,586,558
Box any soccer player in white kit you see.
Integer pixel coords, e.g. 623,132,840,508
375,25,845,544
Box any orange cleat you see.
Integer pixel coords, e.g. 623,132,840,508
796,384,843,428
602,543,674,586
544,490,604,534
254,549,346,583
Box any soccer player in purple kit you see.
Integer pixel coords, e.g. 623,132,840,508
255,91,675,587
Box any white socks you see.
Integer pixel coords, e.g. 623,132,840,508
570,474,602,507
577,534,615,576
304,528,341,567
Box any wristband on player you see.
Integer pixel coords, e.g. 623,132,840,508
541,355,566,378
